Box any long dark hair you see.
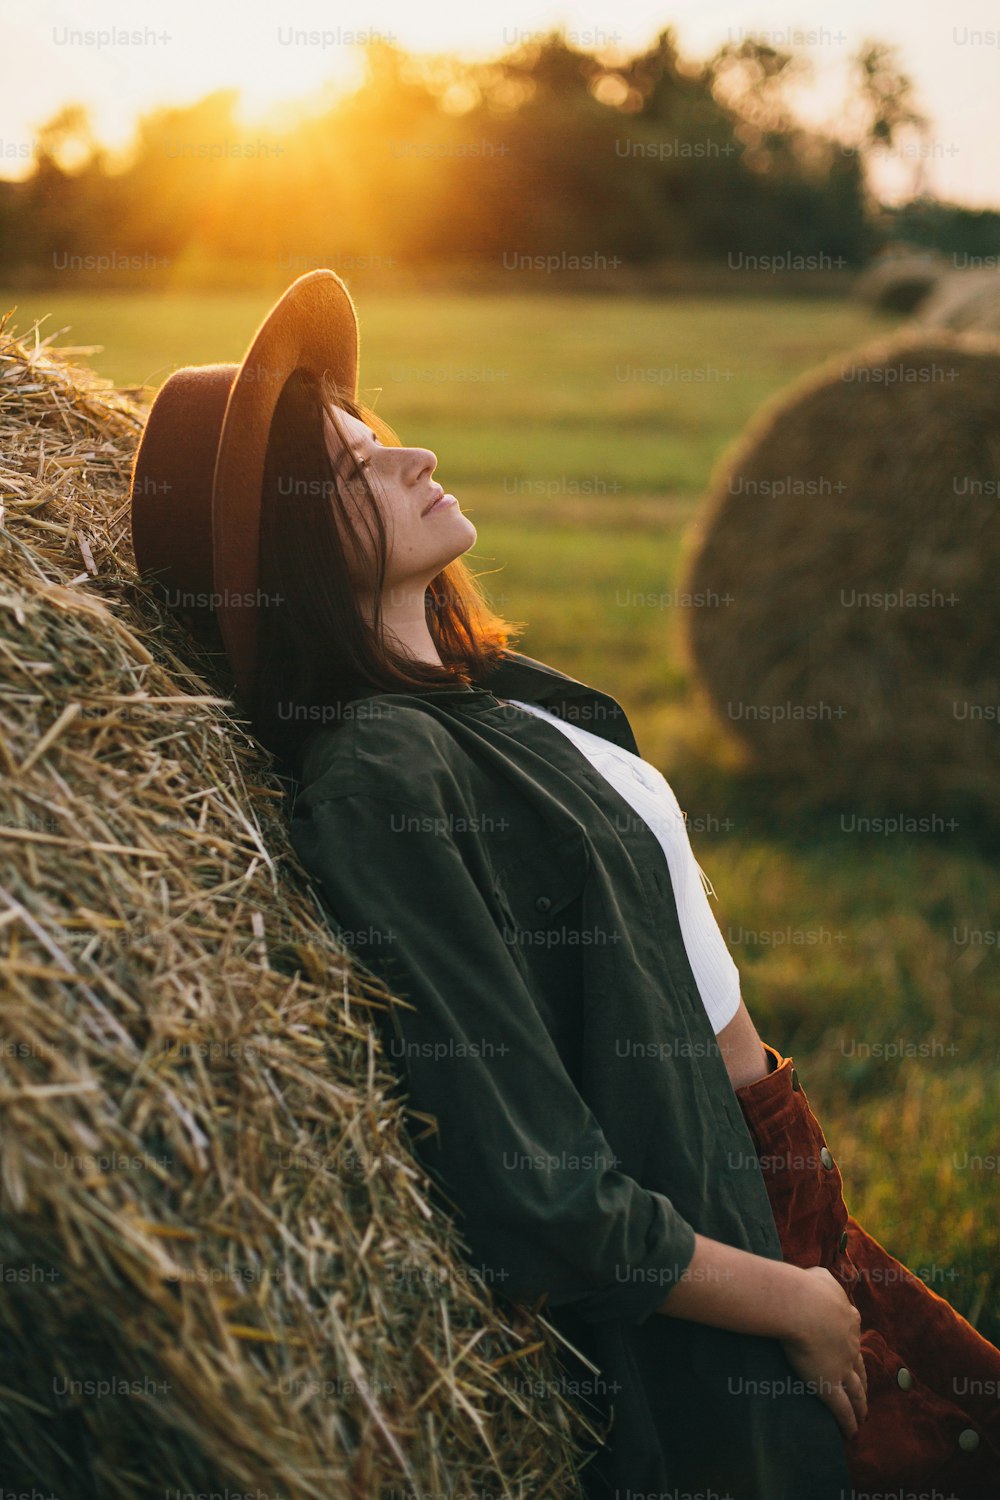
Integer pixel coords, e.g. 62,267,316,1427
251,367,523,776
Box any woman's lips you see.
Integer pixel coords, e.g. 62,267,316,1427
423,491,457,516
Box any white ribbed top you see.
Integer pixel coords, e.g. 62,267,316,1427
505,698,740,1035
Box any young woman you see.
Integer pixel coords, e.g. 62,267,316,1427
130,271,1000,1500
257,371,999,1499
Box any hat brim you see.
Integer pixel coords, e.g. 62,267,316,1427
211,269,360,706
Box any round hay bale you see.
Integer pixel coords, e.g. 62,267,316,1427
679,329,1000,818
853,248,946,313
0,313,601,1498
918,267,1000,334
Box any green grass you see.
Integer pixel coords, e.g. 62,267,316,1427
4,285,997,1338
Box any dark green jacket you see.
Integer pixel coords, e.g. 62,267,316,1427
288,648,852,1498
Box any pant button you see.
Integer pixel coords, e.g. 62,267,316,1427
896,1367,913,1390
958,1428,980,1452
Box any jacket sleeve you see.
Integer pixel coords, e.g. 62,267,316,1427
289,787,698,1326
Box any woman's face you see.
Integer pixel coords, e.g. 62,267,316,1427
322,404,477,596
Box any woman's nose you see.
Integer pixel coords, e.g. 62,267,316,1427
409,446,437,478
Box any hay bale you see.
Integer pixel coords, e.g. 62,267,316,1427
679,329,1000,817
918,267,1000,334
0,312,601,1499
853,248,946,313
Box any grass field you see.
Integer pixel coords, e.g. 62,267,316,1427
5,285,998,1338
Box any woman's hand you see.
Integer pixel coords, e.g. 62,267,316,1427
779,1265,868,1438
658,1234,868,1440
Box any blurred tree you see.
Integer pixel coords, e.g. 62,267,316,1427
846,41,932,200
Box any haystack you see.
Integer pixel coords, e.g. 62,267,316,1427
853,248,946,313
0,311,603,1499
918,267,1000,334
679,329,1000,817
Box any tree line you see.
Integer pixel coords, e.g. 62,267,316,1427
2,29,998,287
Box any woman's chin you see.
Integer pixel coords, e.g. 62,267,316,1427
448,513,478,553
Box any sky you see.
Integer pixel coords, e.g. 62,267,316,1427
2,0,999,208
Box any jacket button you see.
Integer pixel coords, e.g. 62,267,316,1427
820,1146,834,1170
839,1230,849,1253
896,1367,913,1390
535,895,552,914
790,1068,800,1091
958,1428,980,1452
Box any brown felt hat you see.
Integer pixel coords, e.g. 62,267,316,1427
129,269,360,706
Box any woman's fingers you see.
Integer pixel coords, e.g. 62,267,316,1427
845,1368,868,1427
827,1385,859,1439
827,1369,867,1439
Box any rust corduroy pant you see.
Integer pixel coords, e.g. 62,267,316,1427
734,1042,1000,1497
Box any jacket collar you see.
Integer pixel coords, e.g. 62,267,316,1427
291,650,641,794
474,649,641,756
316,650,641,758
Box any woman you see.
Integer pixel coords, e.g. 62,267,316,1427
130,271,1000,1500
